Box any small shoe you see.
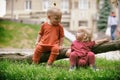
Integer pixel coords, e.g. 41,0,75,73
90,65,99,71
69,66,76,71
46,64,52,69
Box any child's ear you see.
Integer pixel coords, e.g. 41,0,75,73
83,33,89,41
83,34,87,39
84,33,87,38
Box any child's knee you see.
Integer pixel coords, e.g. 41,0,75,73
51,46,59,53
87,52,95,57
34,45,43,54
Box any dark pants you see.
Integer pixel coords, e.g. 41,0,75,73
111,25,117,40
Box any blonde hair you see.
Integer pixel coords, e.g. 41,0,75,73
47,8,62,16
77,27,92,42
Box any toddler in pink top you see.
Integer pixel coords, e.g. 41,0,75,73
66,27,109,71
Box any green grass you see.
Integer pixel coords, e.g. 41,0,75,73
0,20,120,80
0,20,71,48
0,58,120,80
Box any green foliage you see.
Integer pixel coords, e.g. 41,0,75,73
0,58,120,80
0,20,71,48
0,19,40,48
97,0,112,32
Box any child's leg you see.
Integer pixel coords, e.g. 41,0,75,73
69,52,78,67
47,46,59,65
47,54,57,65
69,52,78,71
87,52,95,67
32,45,44,64
78,57,87,67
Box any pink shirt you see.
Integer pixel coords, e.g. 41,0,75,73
71,40,95,57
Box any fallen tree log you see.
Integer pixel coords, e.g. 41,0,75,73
0,40,120,63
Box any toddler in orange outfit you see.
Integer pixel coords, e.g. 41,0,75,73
32,8,64,68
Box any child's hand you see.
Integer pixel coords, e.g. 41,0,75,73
103,38,109,42
59,46,63,49
66,49,71,57
95,38,109,45
35,42,38,46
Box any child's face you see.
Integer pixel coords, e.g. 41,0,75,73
76,30,85,41
49,13,62,26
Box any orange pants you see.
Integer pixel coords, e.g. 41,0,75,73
32,44,59,64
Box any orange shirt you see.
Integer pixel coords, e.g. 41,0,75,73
38,22,64,46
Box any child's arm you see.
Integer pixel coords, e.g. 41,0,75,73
95,38,109,45
35,23,44,45
59,37,64,49
35,35,41,45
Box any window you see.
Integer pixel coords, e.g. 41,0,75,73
79,0,88,9
25,0,32,11
42,0,50,11
62,22,69,27
74,1,78,9
79,21,88,26
99,0,104,9
61,0,69,12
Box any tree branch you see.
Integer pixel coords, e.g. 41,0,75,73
0,40,120,63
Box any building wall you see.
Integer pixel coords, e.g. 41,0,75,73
70,0,97,31
32,0,42,12
6,0,25,14
110,0,119,20
5,0,98,31
0,0,6,17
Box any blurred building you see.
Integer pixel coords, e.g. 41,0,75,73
111,0,120,22
4,0,98,31
0,0,6,17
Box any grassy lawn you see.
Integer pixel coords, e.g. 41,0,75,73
0,19,71,48
0,58,120,80
0,20,120,80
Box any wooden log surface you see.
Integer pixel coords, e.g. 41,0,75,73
0,40,120,63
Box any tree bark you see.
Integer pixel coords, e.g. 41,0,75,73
0,40,120,63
